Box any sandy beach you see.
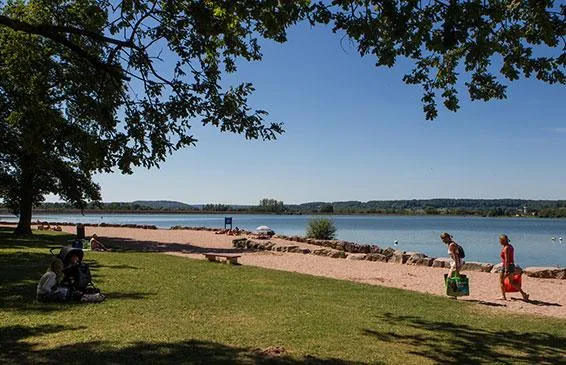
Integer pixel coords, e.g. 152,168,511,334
4,223,565,319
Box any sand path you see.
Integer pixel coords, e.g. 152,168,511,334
4,223,565,319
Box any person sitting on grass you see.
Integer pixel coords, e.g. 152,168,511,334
90,234,111,251
37,258,69,302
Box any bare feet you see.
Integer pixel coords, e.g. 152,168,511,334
522,293,530,301
497,297,507,301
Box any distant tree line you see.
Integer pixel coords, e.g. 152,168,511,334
1,199,565,218
202,204,233,212
287,199,566,218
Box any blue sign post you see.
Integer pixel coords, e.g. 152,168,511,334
224,217,232,229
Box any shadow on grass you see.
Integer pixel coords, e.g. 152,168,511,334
0,231,153,312
0,251,57,312
363,312,566,364
87,262,142,270
0,324,371,365
0,250,155,312
0,226,74,248
103,236,248,255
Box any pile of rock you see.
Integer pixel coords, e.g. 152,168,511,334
523,267,566,279
97,223,158,229
233,237,565,279
170,226,220,231
33,221,158,230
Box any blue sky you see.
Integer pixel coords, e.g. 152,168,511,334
94,22,565,205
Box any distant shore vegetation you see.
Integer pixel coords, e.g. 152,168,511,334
1,198,566,218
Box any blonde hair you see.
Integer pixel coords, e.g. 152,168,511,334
499,234,510,244
49,258,64,275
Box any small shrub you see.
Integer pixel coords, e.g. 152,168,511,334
306,217,337,240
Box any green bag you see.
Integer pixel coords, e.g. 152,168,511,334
444,273,469,297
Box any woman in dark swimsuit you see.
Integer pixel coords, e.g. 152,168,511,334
499,234,529,301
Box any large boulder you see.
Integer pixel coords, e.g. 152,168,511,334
313,249,331,256
461,262,494,272
369,246,383,254
389,251,410,264
524,267,566,279
432,258,452,268
404,252,425,258
330,251,347,259
262,242,276,251
247,241,262,250
491,263,523,274
232,238,247,248
343,242,358,253
286,246,301,253
346,253,367,260
406,255,434,266
365,253,389,262
332,241,346,251
283,245,299,252
491,263,503,273
382,247,396,258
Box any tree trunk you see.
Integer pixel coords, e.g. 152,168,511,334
14,156,34,235
15,197,32,234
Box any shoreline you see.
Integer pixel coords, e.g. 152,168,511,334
2,222,565,319
2,220,565,271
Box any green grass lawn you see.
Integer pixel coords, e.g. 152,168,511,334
1,227,566,364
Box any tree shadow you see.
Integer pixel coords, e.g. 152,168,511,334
101,292,157,300
0,227,74,248
0,242,151,313
0,324,372,365
87,262,142,270
103,237,248,255
362,312,566,364
0,251,61,313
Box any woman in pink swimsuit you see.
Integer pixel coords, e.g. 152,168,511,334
499,234,529,301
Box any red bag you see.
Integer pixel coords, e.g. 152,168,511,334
504,273,522,293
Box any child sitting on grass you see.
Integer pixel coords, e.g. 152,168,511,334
37,258,69,302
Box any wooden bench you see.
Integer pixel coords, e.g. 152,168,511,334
204,253,241,265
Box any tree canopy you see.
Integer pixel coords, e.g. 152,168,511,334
0,0,564,233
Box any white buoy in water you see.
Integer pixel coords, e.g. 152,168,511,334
552,237,556,241
560,237,563,241
394,240,398,245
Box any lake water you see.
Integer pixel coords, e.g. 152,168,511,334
1,213,565,267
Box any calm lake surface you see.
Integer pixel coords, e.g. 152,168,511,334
2,214,565,267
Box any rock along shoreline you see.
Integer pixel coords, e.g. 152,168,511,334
4,220,565,280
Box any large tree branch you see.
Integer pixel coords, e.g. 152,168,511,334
0,15,129,81
0,15,136,49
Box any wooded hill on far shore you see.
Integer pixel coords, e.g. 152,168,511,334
1,199,566,218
